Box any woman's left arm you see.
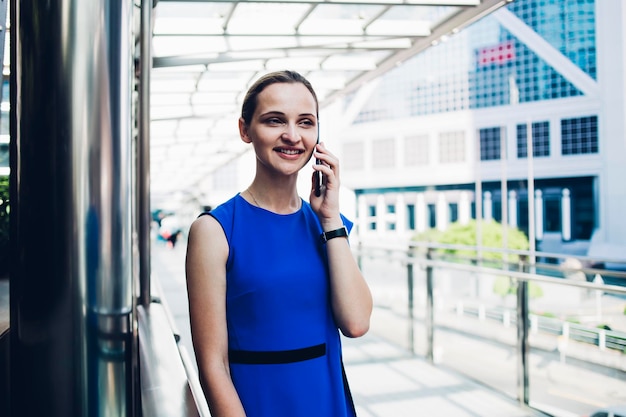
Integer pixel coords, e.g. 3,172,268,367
324,227,373,338
310,142,373,338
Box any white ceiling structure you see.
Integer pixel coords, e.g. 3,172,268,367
149,0,512,208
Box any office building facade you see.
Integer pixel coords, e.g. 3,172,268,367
338,0,626,260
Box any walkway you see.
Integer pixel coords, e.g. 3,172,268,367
151,241,548,417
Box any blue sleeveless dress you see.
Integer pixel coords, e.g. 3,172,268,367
208,194,356,417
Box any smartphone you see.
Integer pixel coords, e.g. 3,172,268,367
314,126,322,197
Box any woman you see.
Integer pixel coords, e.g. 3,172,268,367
185,70,372,417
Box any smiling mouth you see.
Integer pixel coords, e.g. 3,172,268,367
276,148,303,155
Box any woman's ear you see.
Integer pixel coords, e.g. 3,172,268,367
239,118,252,143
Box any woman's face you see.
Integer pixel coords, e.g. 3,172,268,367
239,82,318,178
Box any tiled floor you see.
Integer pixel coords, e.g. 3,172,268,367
343,335,541,417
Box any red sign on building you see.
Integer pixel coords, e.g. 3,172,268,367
477,41,515,66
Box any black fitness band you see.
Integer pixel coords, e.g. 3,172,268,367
229,343,326,365
320,226,348,243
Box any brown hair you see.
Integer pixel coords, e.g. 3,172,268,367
240,70,319,126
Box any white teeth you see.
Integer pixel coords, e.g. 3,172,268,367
279,149,300,155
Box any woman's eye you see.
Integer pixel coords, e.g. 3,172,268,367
265,118,283,125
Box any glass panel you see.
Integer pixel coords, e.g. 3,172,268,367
561,116,599,155
0,143,7,168
434,264,518,399
480,127,501,161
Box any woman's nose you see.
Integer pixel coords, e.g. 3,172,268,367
281,124,300,142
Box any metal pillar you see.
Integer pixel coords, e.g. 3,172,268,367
407,254,414,354
138,0,153,308
425,249,434,363
0,0,7,99
516,259,530,406
10,1,135,416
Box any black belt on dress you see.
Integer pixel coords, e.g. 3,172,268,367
229,343,326,365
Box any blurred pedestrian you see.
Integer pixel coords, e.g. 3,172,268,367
160,213,182,248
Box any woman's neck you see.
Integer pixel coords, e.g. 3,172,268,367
244,182,301,214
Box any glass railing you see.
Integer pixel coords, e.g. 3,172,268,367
355,241,626,417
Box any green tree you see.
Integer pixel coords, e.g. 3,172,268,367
413,219,530,262
413,219,542,299
0,176,8,277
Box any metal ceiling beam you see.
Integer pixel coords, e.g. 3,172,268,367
158,0,481,6
148,0,514,200
153,44,408,69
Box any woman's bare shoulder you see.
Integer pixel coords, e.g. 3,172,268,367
189,214,221,233
187,214,228,256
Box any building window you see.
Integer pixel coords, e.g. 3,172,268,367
404,135,429,166
509,0,596,80
406,204,415,230
517,121,550,158
352,1,593,122
386,204,396,230
518,199,529,236
368,205,376,230
427,204,436,228
439,131,466,163
493,200,501,222
449,203,458,223
561,116,598,155
544,198,561,232
479,127,501,161
372,138,395,169
343,142,365,170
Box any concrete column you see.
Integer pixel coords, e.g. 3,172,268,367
595,1,626,259
436,193,448,231
357,194,368,238
562,188,571,241
396,193,407,234
509,190,518,228
484,191,493,221
535,190,544,241
416,193,427,233
459,191,471,225
376,194,386,234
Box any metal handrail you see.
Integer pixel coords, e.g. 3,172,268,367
356,244,626,293
360,240,626,276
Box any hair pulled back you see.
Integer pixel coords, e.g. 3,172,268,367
240,70,319,126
